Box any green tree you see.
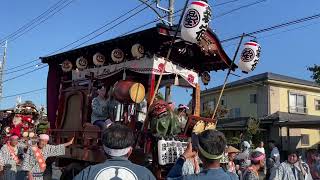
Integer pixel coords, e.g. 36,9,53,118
308,64,320,84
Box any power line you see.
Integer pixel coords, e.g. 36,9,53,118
3,1,148,72
3,65,48,84
4,63,42,75
2,88,46,99
0,0,67,43
214,0,241,7
70,4,151,50
0,0,74,45
47,2,147,55
5,59,40,71
9,0,75,43
221,12,320,43
215,0,267,18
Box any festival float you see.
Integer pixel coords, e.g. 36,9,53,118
39,1,261,179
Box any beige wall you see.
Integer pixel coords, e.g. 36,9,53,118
201,86,259,118
269,84,320,116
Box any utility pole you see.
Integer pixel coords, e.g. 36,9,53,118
0,41,8,108
165,0,174,102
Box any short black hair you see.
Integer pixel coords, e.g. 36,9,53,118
250,151,264,165
102,123,135,149
198,130,226,162
288,150,300,157
268,140,276,144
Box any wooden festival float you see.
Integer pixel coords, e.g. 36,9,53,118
40,1,261,179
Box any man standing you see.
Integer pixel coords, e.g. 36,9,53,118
167,130,238,180
237,141,251,171
22,134,74,180
270,150,313,180
0,135,25,180
73,123,156,180
255,141,265,155
242,151,265,180
268,140,280,165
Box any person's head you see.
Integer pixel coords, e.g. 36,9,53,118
38,134,49,149
102,123,135,158
287,150,300,164
168,102,175,111
178,104,189,113
9,135,19,147
268,140,276,149
242,141,250,151
250,151,265,168
97,86,107,98
259,141,264,148
227,145,240,161
197,130,226,166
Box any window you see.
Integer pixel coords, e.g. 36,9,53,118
208,100,215,110
301,134,310,146
315,100,320,111
229,108,241,118
221,96,226,106
250,94,257,104
289,93,307,113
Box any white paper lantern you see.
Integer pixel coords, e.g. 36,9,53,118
181,0,212,43
61,60,73,72
76,56,88,70
238,41,261,73
201,71,210,85
93,52,105,66
131,43,144,59
111,49,124,63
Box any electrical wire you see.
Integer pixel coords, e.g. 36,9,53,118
215,0,267,18
2,88,46,99
3,65,48,84
69,5,151,50
221,13,320,43
0,0,74,45
3,1,147,72
9,0,75,43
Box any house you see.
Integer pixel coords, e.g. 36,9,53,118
201,72,320,153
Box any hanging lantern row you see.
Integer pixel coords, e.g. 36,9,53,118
181,0,212,44
238,41,261,74
61,43,145,72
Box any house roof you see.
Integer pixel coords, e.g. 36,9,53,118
41,23,235,73
202,72,320,94
260,111,320,128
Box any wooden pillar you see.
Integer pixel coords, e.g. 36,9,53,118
193,83,201,116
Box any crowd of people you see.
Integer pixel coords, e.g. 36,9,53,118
0,134,73,180
73,123,319,180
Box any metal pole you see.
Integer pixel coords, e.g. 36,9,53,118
164,0,174,102
211,34,245,120
169,0,174,24
0,40,7,107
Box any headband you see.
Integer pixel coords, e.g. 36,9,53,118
103,145,131,157
198,144,223,160
39,134,49,141
251,153,265,161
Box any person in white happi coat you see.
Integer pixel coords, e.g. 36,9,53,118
0,135,26,180
21,134,74,180
270,150,313,180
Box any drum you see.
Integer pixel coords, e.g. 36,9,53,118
112,80,145,104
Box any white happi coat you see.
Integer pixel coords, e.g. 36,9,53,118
21,144,65,180
270,161,313,180
0,142,25,180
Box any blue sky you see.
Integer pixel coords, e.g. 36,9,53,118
1,0,320,109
